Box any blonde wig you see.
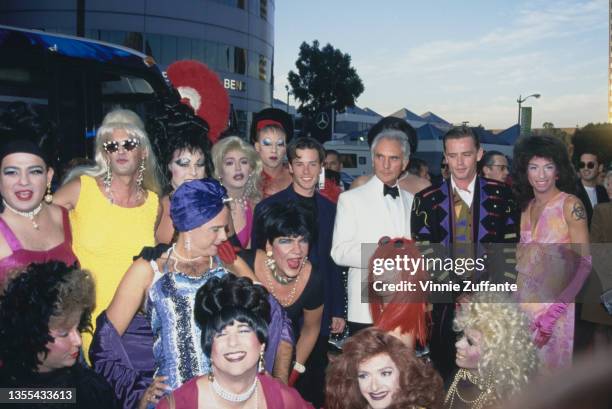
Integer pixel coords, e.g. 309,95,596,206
211,136,262,203
453,292,538,400
63,109,162,195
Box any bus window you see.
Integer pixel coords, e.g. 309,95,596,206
339,153,357,168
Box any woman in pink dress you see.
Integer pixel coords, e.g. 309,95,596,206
0,104,77,282
513,136,590,373
156,274,313,409
212,136,262,249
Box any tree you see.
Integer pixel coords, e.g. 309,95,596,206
288,40,364,117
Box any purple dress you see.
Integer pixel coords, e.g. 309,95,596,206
0,207,78,283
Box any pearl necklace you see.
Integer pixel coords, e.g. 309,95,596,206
168,244,215,273
211,376,258,403
2,200,43,229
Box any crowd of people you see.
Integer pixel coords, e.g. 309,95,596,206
0,97,611,409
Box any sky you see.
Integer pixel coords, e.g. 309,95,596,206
272,0,608,130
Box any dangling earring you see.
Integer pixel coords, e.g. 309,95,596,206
299,256,308,271
104,159,112,193
44,182,53,204
265,250,276,272
258,349,265,373
185,233,192,253
243,172,255,199
136,157,145,198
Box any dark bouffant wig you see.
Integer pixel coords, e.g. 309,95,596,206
194,274,271,357
148,102,214,194
0,262,95,377
367,116,417,155
252,201,316,251
512,135,576,211
326,328,444,409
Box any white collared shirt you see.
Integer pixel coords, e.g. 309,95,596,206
451,175,477,208
374,175,406,237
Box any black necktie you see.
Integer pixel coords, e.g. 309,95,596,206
383,184,399,199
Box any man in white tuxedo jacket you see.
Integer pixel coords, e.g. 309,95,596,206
331,128,413,335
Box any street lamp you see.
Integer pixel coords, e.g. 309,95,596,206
285,85,291,113
517,93,541,128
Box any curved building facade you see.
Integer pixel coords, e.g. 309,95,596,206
0,0,275,135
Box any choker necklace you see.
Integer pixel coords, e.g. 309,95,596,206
2,200,43,229
211,376,258,402
271,268,296,284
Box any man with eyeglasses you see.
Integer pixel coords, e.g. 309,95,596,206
576,151,609,227
480,150,510,183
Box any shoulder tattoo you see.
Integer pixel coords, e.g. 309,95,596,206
570,201,586,221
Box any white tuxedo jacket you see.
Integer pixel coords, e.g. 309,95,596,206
331,176,413,323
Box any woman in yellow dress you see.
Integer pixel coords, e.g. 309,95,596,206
54,109,162,357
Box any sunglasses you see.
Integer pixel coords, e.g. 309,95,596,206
578,161,596,170
103,138,141,154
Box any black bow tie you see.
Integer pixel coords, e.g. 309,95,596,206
383,184,399,199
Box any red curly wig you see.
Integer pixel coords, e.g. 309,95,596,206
326,327,444,409
166,60,230,143
368,237,431,347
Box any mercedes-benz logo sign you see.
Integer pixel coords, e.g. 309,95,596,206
315,112,330,130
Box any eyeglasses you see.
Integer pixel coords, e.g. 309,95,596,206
103,138,141,154
578,161,596,170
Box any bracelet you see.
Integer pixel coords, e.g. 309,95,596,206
293,361,306,373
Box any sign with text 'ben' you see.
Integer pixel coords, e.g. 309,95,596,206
224,78,246,92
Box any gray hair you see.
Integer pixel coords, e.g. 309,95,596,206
63,109,162,195
371,129,411,162
604,170,612,188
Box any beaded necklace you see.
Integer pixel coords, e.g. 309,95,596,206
265,264,301,307
445,368,495,409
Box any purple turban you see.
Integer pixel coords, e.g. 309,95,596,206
170,178,228,232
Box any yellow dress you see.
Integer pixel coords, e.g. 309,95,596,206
70,176,158,357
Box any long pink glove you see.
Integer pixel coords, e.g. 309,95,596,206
531,303,567,348
558,254,592,303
